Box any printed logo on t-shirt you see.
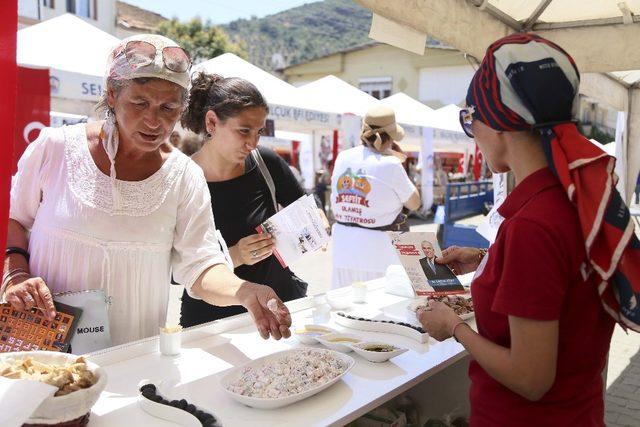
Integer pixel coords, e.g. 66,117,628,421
335,168,371,207
334,168,377,225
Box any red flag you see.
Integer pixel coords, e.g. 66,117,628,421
291,140,300,169
13,66,51,173
0,1,17,266
330,129,339,172
473,143,484,180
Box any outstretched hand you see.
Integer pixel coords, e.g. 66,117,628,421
237,283,292,340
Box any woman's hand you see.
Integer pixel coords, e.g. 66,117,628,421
4,276,57,319
436,245,483,275
237,283,292,340
416,300,461,341
231,233,274,267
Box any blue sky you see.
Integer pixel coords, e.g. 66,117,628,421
123,0,320,24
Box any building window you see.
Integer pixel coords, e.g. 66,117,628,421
359,77,392,100
66,0,96,19
43,0,55,8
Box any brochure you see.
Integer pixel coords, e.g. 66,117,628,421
388,231,465,296
256,195,330,267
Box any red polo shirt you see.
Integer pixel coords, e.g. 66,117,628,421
469,168,615,426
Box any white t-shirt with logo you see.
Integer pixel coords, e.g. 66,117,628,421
331,145,415,228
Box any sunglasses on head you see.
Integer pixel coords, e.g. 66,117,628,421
459,107,475,138
124,40,191,73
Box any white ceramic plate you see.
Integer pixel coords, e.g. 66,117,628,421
220,349,354,410
350,342,408,363
138,394,201,427
315,333,362,353
332,312,429,343
325,288,353,310
292,324,335,345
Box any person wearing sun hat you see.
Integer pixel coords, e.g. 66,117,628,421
3,34,292,348
416,33,640,426
329,105,421,289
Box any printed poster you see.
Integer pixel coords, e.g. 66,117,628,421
389,231,464,296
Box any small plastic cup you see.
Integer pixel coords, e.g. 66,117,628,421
351,281,367,304
159,325,182,356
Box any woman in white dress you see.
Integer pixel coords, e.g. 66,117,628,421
330,106,421,288
1,34,291,346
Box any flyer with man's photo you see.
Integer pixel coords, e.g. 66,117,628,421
388,232,465,296
256,195,330,268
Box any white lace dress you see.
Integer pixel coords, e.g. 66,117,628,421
9,124,232,346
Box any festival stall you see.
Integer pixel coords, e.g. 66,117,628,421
48,276,476,427
17,14,119,118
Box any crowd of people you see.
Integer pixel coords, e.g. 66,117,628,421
3,31,639,427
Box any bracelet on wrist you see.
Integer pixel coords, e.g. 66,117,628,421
451,321,468,343
1,268,31,293
2,267,30,286
477,248,487,262
6,247,30,263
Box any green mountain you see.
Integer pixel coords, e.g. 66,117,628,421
222,0,373,71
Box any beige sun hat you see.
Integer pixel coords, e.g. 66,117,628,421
361,105,405,142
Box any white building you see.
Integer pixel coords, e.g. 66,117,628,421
18,0,166,38
18,0,117,34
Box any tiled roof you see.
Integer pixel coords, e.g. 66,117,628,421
117,1,167,31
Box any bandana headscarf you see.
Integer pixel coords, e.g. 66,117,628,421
101,34,190,211
466,33,640,331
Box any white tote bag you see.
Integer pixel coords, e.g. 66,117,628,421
53,290,112,354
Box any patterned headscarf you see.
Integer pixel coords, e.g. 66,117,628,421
466,33,640,331
101,34,190,210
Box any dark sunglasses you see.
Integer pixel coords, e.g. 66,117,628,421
124,40,191,73
459,107,475,138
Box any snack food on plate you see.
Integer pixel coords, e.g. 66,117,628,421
409,296,474,316
337,312,426,333
360,344,398,353
294,325,333,337
226,348,349,399
0,356,96,396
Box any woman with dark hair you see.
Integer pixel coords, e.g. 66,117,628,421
179,72,308,326
418,33,640,426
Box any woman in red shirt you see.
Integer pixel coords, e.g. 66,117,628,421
418,34,640,426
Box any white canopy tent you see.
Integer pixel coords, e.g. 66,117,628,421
429,104,464,133
297,75,381,117
355,0,640,204
194,53,341,132
380,94,473,154
17,14,119,110
380,92,434,127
